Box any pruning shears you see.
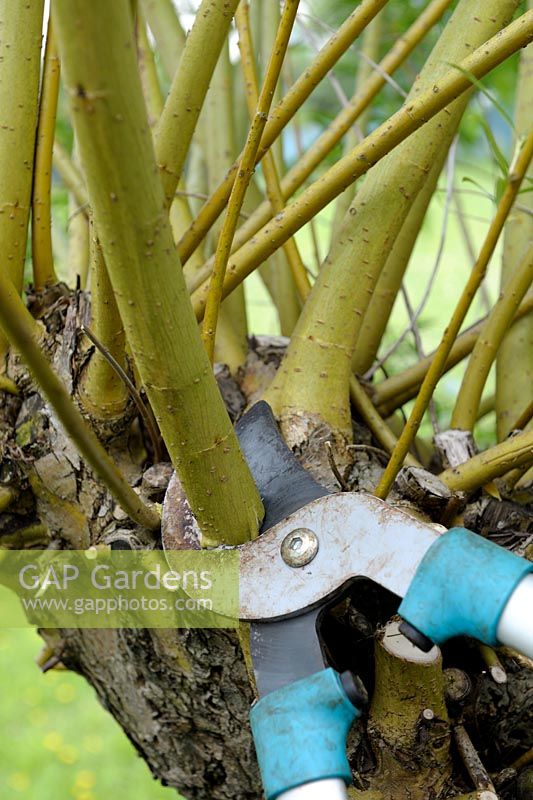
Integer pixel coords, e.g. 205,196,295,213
163,402,533,800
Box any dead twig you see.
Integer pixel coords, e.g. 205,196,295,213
454,724,497,794
81,325,162,462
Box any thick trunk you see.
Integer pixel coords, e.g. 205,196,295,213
58,627,257,799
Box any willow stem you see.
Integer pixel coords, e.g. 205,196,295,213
201,0,300,362
0,270,160,530
135,8,164,129
191,12,533,320
0,375,20,395
511,399,533,432
66,140,90,288
78,228,129,421
139,0,186,81
479,644,507,684
0,486,16,513
349,377,420,467
235,1,310,301
502,460,533,490
187,0,454,290
0,0,44,364
54,0,263,545
509,747,533,773
135,3,205,263
477,393,495,421
373,296,533,417
177,0,389,264
204,40,248,370
439,428,533,494
53,140,89,213
81,324,162,462
331,9,384,244
153,0,240,208
375,122,533,499
452,236,533,431
31,17,60,290
496,10,533,441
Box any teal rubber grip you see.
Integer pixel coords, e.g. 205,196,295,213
399,528,533,646
250,668,360,800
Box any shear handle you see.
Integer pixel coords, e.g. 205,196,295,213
278,779,347,799
497,574,533,659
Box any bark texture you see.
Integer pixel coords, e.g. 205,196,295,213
59,627,257,799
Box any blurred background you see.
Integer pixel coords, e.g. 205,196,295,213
0,0,524,797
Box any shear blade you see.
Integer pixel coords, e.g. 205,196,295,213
250,610,325,697
236,403,332,696
236,401,328,531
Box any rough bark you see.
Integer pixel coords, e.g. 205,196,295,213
58,627,258,799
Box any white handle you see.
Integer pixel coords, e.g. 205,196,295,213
497,574,533,659
278,779,347,800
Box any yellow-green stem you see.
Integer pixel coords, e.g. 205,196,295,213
154,0,240,208
452,238,533,431
82,323,162,463
477,393,495,421
135,8,163,129
186,0,455,293
236,1,310,301
78,228,129,421
0,0,44,363
353,144,450,375
249,3,301,334
503,461,533,491
66,140,90,288
331,10,384,243
134,6,203,268
53,140,89,213
375,125,533,499
512,399,533,432
0,486,15,513
195,0,454,289
54,0,263,545
139,0,185,80
190,12,533,323
205,40,248,370
31,18,60,290
440,428,533,493
201,0,300,362
373,296,533,416
0,374,19,395
270,0,516,441
349,377,420,467
496,8,533,441
0,267,160,530
177,0,389,264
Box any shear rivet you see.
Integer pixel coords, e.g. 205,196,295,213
281,528,319,567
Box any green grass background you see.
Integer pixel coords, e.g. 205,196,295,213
0,628,180,800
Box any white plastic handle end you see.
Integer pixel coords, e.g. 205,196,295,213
497,574,533,659
278,779,347,800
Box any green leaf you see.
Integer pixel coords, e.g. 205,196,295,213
446,61,515,129
476,113,509,179
495,176,506,204
462,176,494,201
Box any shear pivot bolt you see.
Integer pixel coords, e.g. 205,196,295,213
281,528,319,567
